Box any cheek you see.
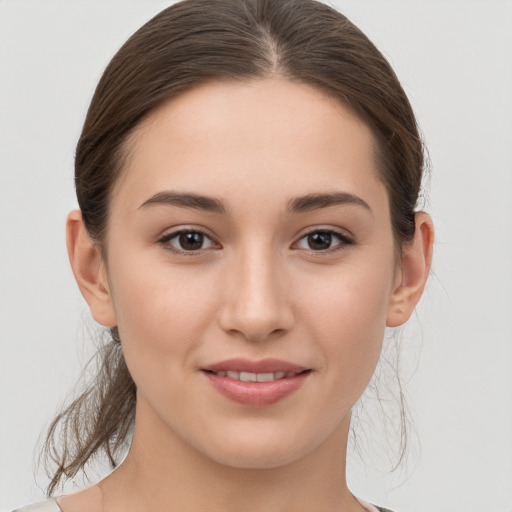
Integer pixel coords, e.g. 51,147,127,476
297,256,395,390
107,255,220,377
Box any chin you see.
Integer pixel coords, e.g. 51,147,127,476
189,423,327,470
207,443,308,470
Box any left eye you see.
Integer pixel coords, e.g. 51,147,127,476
159,230,217,252
295,230,352,251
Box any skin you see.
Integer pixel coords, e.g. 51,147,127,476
64,78,434,512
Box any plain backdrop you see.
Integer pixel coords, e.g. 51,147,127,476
1,1,511,511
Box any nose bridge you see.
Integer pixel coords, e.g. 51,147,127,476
219,239,292,340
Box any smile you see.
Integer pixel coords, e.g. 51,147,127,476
207,370,298,382
202,359,311,406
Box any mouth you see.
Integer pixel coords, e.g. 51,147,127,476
203,370,309,382
201,359,312,406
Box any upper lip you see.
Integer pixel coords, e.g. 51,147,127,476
202,358,308,374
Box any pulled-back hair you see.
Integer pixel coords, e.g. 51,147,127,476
43,0,425,495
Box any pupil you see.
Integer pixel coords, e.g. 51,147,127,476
308,232,332,250
179,232,203,250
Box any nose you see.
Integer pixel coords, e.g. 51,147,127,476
218,246,294,342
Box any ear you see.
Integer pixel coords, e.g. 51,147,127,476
386,212,434,327
66,210,117,327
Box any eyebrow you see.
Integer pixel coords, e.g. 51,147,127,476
138,190,371,216
288,192,372,214
139,191,227,214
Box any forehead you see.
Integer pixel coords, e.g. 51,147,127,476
113,77,385,213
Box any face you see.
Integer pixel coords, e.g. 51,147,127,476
101,78,401,468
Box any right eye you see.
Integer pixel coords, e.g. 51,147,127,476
158,230,218,253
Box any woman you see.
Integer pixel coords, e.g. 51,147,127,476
12,0,434,511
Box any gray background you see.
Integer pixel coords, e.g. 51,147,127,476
1,1,511,511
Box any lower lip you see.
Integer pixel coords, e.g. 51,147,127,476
203,371,310,406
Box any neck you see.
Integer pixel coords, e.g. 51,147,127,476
98,400,362,512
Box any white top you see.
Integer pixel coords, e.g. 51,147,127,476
12,497,387,512
358,498,383,512
11,500,61,512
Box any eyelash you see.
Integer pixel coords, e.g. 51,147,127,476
158,229,218,255
157,228,353,255
295,229,354,253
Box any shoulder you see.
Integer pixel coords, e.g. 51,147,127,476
357,497,396,512
11,499,62,512
358,500,396,512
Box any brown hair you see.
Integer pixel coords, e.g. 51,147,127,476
43,0,425,495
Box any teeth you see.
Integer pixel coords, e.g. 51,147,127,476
213,370,295,382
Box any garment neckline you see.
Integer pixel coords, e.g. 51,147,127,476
356,497,380,512
51,498,64,512
51,495,381,512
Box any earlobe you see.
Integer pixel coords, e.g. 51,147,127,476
386,212,434,327
66,210,117,327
